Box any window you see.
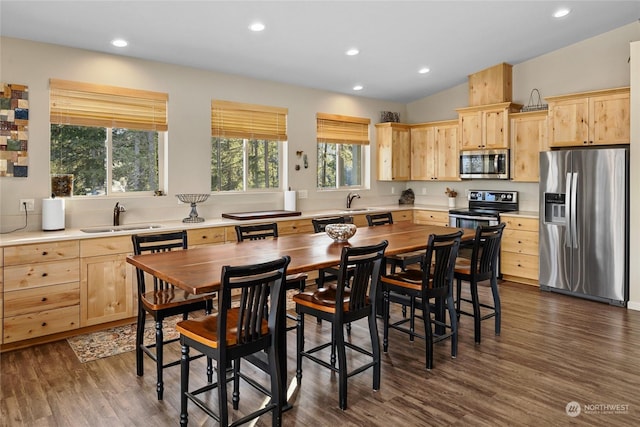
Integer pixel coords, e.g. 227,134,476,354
49,79,167,196
211,100,286,192
316,113,370,189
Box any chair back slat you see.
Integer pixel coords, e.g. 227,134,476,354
312,216,345,233
220,257,290,346
471,223,506,278
235,223,278,241
132,231,188,293
366,212,393,227
422,231,463,296
334,241,388,316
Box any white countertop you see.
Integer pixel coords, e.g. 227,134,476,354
0,204,537,246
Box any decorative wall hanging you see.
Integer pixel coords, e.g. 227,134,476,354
0,83,29,177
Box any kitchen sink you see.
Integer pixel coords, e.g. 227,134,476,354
80,224,163,233
338,207,379,214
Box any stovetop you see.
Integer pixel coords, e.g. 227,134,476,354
449,190,519,216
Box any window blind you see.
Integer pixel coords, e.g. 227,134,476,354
316,113,370,145
211,100,288,141
49,79,168,131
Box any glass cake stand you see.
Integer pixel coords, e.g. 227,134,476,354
176,193,209,223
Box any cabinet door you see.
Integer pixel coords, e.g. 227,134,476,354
391,127,411,181
590,92,630,145
510,112,548,182
410,126,436,180
549,97,589,147
435,124,459,181
80,254,134,326
459,112,482,150
484,109,508,149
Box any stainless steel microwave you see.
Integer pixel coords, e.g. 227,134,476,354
459,149,509,179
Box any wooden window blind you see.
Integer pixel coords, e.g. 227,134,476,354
211,100,288,141
49,79,168,131
316,113,370,145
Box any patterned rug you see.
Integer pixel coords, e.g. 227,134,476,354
67,316,183,363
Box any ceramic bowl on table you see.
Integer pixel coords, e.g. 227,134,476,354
325,223,357,242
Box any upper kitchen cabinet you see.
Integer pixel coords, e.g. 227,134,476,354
510,111,548,182
376,122,411,181
547,87,630,147
410,120,460,181
456,102,522,151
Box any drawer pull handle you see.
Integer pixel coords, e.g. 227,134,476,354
42,251,48,256
41,297,47,302
42,322,47,327
42,272,48,277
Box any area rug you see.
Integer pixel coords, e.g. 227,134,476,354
67,316,184,363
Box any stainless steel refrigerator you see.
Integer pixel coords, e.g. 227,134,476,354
539,148,629,306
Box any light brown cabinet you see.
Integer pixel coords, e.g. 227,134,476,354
457,102,522,150
2,241,80,343
376,122,411,181
413,210,450,227
510,111,548,182
547,87,629,147
410,120,459,181
500,215,539,286
79,236,135,327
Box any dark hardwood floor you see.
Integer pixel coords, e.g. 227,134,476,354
2,281,640,426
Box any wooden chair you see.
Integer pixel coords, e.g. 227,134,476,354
454,223,506,344
177,256,290,427
381,231,462,370
294,240,388,410
235,223,308,331
311,216,347,288
131,230,215,400
366,212,424,274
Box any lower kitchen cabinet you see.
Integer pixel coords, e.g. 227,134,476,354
0,248,3,343
413,209,450,227
500,215,539,286
2,242,81,343
80,236,135,327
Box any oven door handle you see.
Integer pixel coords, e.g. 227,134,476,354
448,214,500,221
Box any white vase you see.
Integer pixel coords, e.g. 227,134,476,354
448,197,456,208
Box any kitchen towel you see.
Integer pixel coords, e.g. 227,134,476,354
42,197,65,231
284,190,296,211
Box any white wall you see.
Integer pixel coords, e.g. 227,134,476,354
0,37,406,229
628,41,640,310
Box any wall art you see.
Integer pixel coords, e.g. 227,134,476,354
0,83,29,177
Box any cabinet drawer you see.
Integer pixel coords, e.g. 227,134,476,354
4,259,80,291
414,210,449,226
392,210,413,222
502,216,538,232
278,219,314,235
502,230,539,256
4,282,80,317
187,227,225,246
4,241,79,266
501,253,539,280
80,236,132,257
3,305,80,343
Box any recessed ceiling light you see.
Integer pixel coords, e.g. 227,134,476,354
353,84,363,91
418,67,430,74
346,48,359,56
249,22,265,32
111,38,128,48
553,8,571,18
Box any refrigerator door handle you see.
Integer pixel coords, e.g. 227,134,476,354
565,172,572,247
570,172,578,248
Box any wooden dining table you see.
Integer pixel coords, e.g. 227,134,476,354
126,221,474,408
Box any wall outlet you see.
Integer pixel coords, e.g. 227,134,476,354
20,198,35,211
298,189,308,199
391,187,395,195
422,188,427,195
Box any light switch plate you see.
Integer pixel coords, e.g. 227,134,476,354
298,190,308,199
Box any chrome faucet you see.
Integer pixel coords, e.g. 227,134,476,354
346,192,361,209
113,202,126,226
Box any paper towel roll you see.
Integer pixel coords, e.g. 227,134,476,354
284,190,296,212
42,197,65,231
